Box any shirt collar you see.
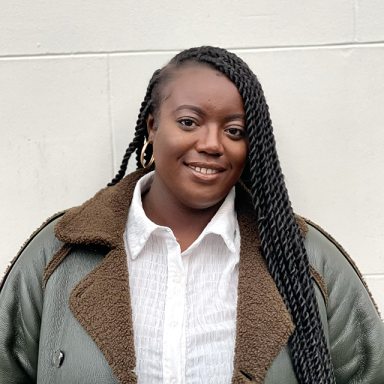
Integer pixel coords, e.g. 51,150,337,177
187,186,237,254
125,171,237,260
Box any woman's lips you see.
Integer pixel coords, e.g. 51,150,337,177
188,165,219,174
186,164,224,181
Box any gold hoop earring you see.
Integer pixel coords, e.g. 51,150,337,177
140,141,155,169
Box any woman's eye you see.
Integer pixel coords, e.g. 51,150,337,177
226,127,245,138
178,119,196,128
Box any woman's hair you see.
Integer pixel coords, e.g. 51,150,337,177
109,46,335,383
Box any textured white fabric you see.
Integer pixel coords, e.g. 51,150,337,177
124,171,240,384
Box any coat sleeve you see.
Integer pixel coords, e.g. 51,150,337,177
304,221,384,384
0,216,63,384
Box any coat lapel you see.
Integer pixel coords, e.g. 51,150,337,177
68,246,137,384
52,170,296,384
232,185,295,383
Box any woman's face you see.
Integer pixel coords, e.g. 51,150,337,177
147,64,249,210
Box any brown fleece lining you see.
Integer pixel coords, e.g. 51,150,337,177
310,265,328,305
0,210,67,292
305,219,380,316
54,168,150,248
69,246,137,384
232,184,295,384
43,243,73,289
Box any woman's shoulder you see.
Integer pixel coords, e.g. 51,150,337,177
302,218,384,381
0,211,66,292
303,218,373,299
301,217,379,309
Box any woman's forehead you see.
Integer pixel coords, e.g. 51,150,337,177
161,65,243,110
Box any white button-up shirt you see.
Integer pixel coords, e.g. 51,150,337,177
124,171,240,384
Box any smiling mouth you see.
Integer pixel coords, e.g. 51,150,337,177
188,165,220,174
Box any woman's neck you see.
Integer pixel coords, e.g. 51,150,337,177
142,177,222,252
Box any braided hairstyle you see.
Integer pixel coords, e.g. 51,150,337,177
109,46,335,384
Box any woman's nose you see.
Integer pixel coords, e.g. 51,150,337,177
195,125,224,156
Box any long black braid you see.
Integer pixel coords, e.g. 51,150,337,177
109,46,336,383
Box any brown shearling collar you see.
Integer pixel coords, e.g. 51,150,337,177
54,168,150,248
52,169,301,384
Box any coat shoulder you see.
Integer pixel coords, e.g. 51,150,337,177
0,211,66,292
303,218,379,313
302,219,384,382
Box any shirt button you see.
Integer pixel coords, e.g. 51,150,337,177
171,321,177,328
173,275,181,283
170,378,177,384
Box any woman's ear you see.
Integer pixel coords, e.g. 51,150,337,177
146,113,156,142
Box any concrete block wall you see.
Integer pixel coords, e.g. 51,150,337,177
1,1,383,316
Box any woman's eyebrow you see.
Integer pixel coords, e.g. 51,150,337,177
225,114,245,121
175,105,206,116
175,106,245,121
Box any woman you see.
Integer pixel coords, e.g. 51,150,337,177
1,46,383,384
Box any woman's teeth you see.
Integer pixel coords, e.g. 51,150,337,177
188,165,219,174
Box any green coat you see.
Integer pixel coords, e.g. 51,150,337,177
1,169,383,383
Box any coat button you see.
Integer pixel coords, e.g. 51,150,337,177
53,350,65,368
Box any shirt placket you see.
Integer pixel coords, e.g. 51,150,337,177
162,231,187,384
